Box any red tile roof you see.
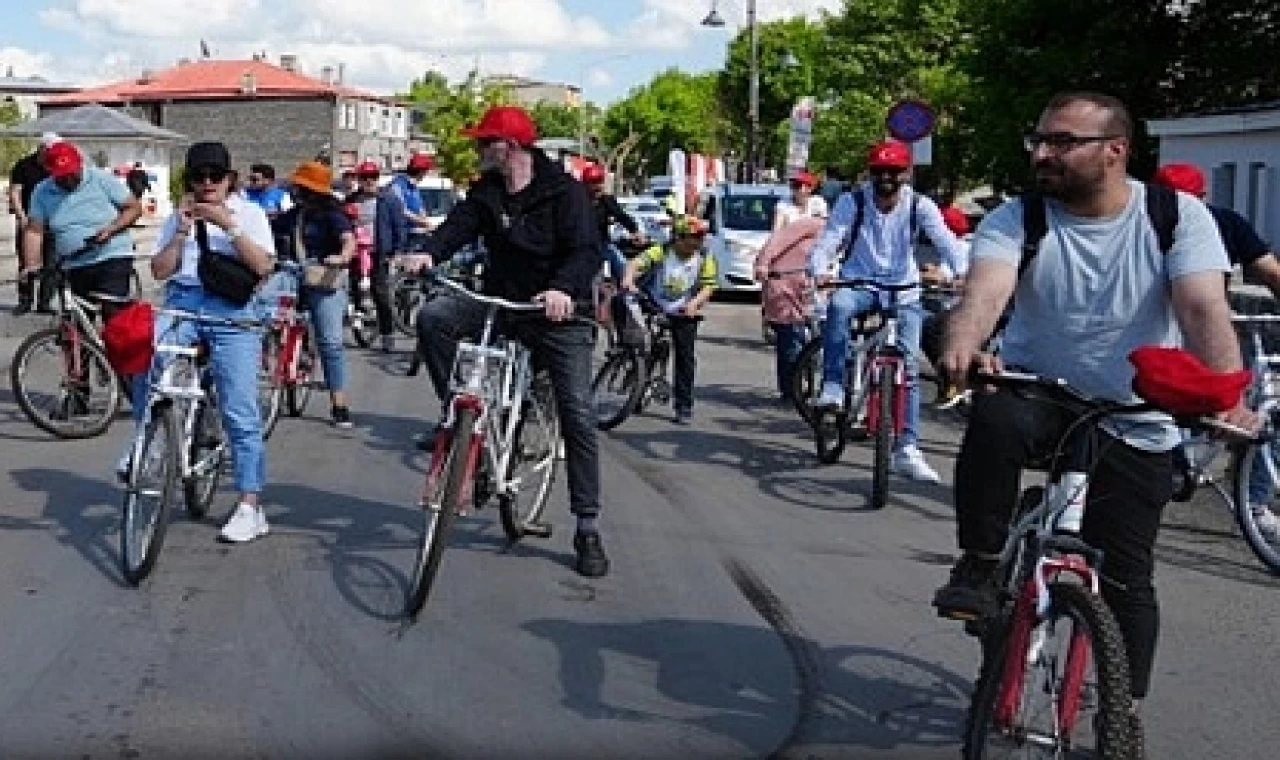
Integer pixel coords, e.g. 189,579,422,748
42,59,391,105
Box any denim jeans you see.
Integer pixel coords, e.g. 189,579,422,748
417,291,601,517
770,322,807,399
602,243,627,282
821,287,925,448
131,283,266,494
301,285,348,393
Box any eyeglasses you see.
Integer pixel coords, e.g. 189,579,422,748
189,167,229,183
475,137,502,148
1023,132,1123,153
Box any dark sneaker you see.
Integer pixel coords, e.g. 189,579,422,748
932,554,1000,621
35,303,55,315
331,406,353,429
413,423,444,451
11,302,32,317
573,530,610,578
673,408,692,425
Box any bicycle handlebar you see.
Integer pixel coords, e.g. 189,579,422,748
427,271,598,328
154,307,266,331
820,278,959,297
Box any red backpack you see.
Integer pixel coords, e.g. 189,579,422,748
102,301,155,376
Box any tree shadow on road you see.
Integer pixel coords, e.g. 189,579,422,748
523,616,969,756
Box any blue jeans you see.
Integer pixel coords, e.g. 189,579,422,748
300,285,348,393
132,284,266,494
771,322,807,399
821,287,924,449
602,243,627,282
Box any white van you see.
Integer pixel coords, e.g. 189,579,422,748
695,183,791,292
416,176,457,228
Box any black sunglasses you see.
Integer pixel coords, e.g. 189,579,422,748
189,167,230,183
1023,132,1123,152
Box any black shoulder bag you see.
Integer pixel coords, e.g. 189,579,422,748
196,219,261,305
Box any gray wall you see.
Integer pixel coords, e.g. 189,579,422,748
159,98,334,178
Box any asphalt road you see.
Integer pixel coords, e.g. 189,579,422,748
0,298,1277,759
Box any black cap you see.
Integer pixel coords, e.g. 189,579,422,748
185,141,231,171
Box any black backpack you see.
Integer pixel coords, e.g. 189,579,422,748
1016,182,1179,278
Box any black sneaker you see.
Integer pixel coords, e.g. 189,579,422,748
573,530,610,578
331,406,353,429
932,554,1000,621
413,424,444,451
11,302,32,317
673,408,692,425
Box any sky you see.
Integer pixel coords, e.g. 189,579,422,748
0,0,840,104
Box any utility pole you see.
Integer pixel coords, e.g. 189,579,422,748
746,0,759,184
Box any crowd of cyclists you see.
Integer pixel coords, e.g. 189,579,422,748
8,88,1280,754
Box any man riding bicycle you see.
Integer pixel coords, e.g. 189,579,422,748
404,105,609,579
20,140,143,318
807,140,966,483
933,92,1256,714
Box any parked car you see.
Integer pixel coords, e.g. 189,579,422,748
616,195,671,244
694,183,791,292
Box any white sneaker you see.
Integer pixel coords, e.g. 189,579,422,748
1250,504,1280,544
219,503,269,543
816,382,844,409
891,445,941,483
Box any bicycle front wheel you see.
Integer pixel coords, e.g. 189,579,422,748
592,349,645,431
790,336,823,425
500,374,559,542
964,582,1137,760
1230,440,1280,574
869,366,895,510
259,331,284,439
285,328,317,417
11,326,121,439
405,406,476,618
121,403,180,585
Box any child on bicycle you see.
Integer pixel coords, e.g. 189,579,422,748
619,215,717,425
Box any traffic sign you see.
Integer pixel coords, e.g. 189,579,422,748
886,99,936,143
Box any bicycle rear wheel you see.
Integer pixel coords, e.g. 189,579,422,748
285,328,317,417
11,326,121,439
790,336,823,425
405,406,476,618
592,349,645,430
391,271,424,337
500,375,559,542
183,394,226,519
964,582,1137,759
121,403,179,585
1230,440,1280,574
869,366,895,510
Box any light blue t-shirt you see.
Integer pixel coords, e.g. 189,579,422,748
29,168,135,268
971,180,1231,451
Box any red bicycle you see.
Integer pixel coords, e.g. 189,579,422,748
258,262,318,438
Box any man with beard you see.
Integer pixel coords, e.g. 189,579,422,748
808,140,966,483
932,92,1253,712
403,105,608,579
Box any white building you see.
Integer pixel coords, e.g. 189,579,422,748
0,70,80,119
1148,101,1280,247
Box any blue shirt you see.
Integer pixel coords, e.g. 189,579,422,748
388,174,424,217
243,185,292,216
29,168,135,268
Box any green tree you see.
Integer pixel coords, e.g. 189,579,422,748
528,100,603,148
0,100,32,177
402,70,511,185
600,69,728,178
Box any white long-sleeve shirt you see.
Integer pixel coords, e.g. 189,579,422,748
808,183,966,299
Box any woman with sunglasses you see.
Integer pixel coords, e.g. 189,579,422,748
125,141,277,543
276,161,358,428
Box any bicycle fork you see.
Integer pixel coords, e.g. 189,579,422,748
421,397,486,514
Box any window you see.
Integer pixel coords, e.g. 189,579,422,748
1212,163,1237,210
1247,162,1266,227
722,193,781,232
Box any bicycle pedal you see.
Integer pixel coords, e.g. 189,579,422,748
523,522,553,539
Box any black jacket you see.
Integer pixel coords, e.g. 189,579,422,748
424,149,599,302
593,193,638,244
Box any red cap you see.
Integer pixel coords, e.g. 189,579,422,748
941,206,970,236
581,163,606,184
44,141,83,178
355,160,381,176
460,105,538,146
1153,163,1206,197
791,169,817,188
407,153,433,172
867,140,911,171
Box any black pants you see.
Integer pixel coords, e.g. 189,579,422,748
417,291,600,518
954,388,1173,699
16,231,57,308
350,256,396,337
667,316,699,413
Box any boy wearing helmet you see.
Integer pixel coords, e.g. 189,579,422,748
807,140,967,483
620,215,718,424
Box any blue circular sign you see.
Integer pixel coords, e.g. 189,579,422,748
886,99,936,143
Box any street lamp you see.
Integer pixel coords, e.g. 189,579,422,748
703,0,760,184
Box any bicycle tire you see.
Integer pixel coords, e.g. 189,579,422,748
869,366,895,510
592,350,646,431
790,336,823,425
499,375,559,541
259,332,284,439
391,271,423,337
11,326,121,439
963,582,1136,760
1230,442,1280,574
121,403,179,585
285,329,316,418
405,406,475,618
183,394,225,519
